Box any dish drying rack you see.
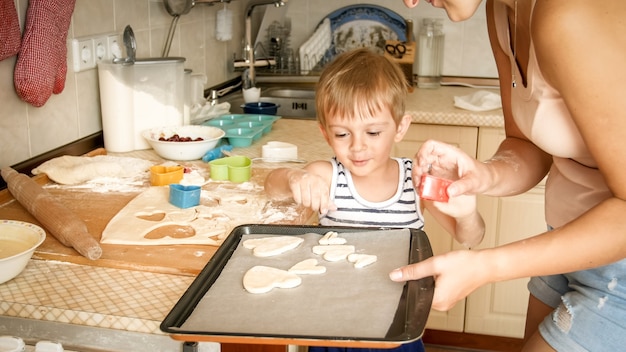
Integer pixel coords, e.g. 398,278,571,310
249,18,330,77
298,18,332,75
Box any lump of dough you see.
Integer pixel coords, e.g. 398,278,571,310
243,236,304,257
288,259,326,275
243,266,302,294
318,231,347,245
32,155,153,185
312,245,355,262
347,253,378,268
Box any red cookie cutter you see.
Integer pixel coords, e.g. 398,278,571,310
419,174,453,202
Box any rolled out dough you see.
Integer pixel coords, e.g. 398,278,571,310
242,236,304,257
312,244,355,262
243,266,302,294
288,259,326,275
347,253,378,268
318,231,347,245
32,155,153,185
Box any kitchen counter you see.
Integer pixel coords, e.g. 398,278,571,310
0,119,333,351
405,86,503,128
0,87,503,351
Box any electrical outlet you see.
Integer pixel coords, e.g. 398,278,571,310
93,36,108,62
71,32,122,71
107,34,122,60
71,38,95,72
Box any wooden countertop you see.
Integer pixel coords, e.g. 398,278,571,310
0,119,330,277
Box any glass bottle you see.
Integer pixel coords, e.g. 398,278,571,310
417,19,445,88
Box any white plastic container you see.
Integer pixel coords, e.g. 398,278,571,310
98,57,186,152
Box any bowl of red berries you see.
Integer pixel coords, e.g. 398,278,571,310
142,125,225,161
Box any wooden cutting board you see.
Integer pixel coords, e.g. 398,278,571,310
0,163,314,276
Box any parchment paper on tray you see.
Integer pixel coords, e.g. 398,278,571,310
171,226,431,342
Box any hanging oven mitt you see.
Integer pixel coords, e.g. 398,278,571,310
14,0,76,107
0,0,21,61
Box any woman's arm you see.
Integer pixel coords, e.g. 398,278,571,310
392,0,626,311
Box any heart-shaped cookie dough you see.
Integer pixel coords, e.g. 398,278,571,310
144,224,196,239
288,259,326,275
318,231,347,245
312,245,355,262
243,236,304,257
135,211,166,222
243,266,302,294
347,253,378,268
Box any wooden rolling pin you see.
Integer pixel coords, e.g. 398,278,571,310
1,167,102,260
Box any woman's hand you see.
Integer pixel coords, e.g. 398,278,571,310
413,139,493,198
389,249,489,311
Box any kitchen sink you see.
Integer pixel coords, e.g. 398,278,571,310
221,87,317,119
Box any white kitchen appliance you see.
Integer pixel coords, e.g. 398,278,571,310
98,57,186,153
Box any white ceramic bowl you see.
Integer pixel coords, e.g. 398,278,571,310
142,125,225,161
0,220,46,284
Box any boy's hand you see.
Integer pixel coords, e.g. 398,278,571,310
430,193,477,219
287,169,336,214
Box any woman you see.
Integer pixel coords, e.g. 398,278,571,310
390,1,626,351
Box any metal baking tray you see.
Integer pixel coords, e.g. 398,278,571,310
161,224,434,348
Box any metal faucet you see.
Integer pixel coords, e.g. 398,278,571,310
243,0,288,87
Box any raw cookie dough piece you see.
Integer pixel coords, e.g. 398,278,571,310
312,245,355,262
243,236,304,257
243,265,302,294
32,155,153,185
318,231,347,245
347,253,378,268
288,259,326,275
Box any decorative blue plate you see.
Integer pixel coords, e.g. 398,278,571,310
319,4,409,60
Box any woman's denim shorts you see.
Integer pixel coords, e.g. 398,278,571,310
528,258,626,351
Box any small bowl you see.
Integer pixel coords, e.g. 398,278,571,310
241,102,280,115
169,184,201,208
0,220,46,284
209,156,252,183
142,125,225,161
150,165,184,186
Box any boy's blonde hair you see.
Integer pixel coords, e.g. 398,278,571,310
316,48,408,127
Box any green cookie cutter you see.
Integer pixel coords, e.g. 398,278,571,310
208,155,252,183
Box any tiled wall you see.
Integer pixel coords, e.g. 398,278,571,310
0,0,495,168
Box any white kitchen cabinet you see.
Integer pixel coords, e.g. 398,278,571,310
394,123,479,333
395,124,546,338
464,127,546,338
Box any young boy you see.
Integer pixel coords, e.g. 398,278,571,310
264,48,485,352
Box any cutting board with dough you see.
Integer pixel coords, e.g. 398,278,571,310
101,181,294,246
0,167,314,276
